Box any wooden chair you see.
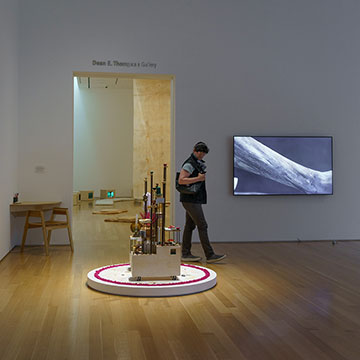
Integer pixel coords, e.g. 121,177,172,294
21,207,74,255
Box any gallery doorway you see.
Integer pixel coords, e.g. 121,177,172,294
72,72,175,224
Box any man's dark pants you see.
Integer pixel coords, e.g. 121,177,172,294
181,202,214,259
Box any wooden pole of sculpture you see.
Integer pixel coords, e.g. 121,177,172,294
154,183,159,247
144,177,148,215
150,171,154,253
161,164,167,246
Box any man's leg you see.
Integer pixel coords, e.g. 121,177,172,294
182,205,196,256
182,202,214,259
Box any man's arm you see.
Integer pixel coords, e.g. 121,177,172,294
178,169,205,185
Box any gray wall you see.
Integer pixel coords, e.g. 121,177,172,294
0,0,19,259
1,0,360,257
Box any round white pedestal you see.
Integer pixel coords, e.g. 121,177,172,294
87,263,217,297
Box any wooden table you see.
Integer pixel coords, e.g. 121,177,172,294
10,201,62,217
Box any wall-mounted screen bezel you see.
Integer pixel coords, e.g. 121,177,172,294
233,136,333,196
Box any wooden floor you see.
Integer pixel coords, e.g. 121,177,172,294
1,201,360,360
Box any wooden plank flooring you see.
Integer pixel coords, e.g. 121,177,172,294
1,201,360,359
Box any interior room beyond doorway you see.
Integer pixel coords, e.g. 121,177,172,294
73,72,174,224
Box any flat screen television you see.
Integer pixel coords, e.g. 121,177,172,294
233,136,333,195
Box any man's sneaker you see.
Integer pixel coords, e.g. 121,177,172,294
206,254,227,263
181,254,202,262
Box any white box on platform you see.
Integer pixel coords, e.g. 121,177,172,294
100,189,116,199
73,191,80,206
130,245,181,279
80,190,94,201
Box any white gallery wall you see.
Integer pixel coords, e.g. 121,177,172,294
73,80,134,198
1,0,360,257
0,0,18,259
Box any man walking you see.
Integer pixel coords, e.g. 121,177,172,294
178,142,226,263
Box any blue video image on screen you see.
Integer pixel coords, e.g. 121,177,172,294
233,136,333,195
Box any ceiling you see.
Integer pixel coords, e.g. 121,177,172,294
76,77,133,90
